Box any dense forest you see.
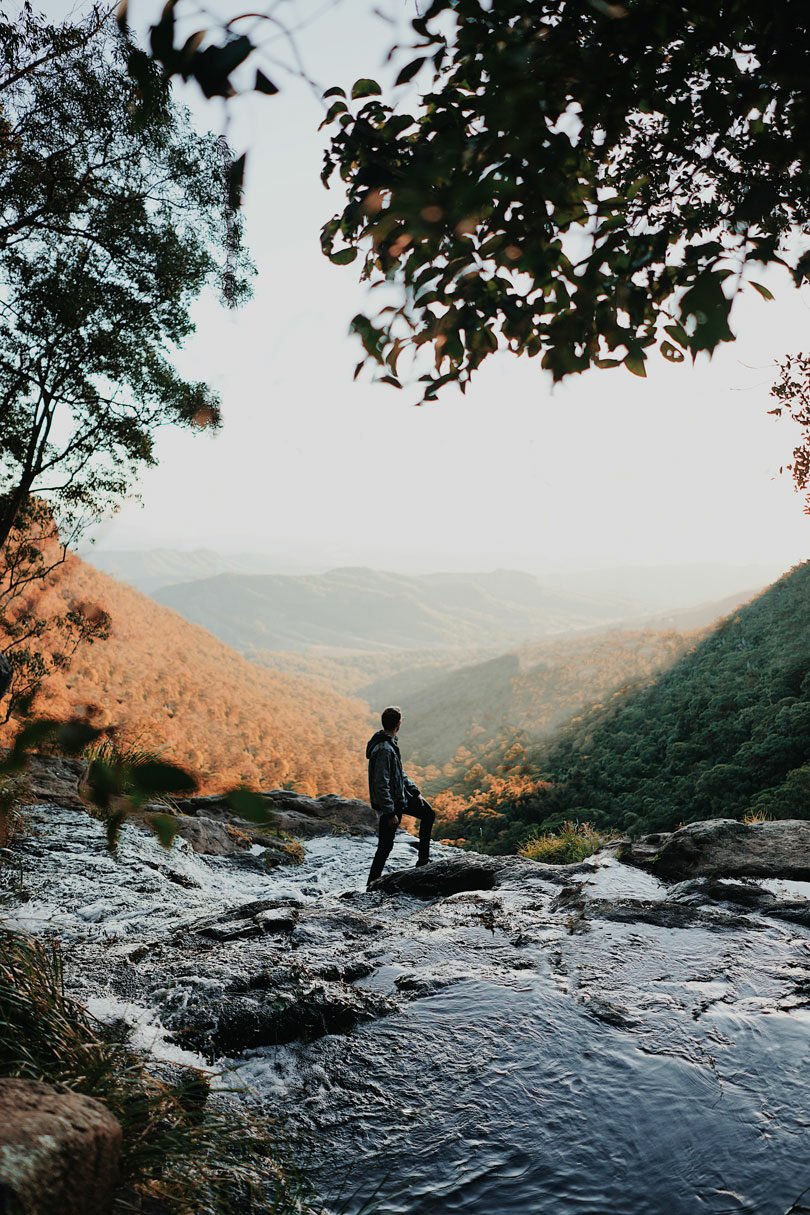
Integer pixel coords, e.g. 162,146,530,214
1,554,372,796
397,629,695,784
439,567,810,852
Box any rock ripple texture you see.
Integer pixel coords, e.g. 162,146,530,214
0,1078,121,1215
10,777,810,1215
619,817,810,880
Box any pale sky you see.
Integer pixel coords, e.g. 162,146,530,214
77,0,810,575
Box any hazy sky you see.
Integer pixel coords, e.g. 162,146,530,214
80,0,810,575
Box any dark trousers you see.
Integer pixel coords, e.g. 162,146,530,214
367,795,435,884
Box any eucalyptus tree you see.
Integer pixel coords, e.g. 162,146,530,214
0,4,253,553
0,4,252,717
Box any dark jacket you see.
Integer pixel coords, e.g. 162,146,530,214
366,729,420,815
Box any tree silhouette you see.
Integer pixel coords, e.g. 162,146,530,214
0,6,253,551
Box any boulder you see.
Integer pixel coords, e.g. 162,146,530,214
0,1077,121,1215
370,856,499,897
169,968,394,1060
22,755,86,811
370,853,601,898
172,815,251,856
619,818,810,881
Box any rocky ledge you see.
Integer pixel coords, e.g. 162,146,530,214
19,752,377,863
176,789,377,843
617,817,810,881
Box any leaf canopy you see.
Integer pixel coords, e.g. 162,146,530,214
321,0,810,397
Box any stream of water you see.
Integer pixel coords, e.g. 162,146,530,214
5,805,810,1215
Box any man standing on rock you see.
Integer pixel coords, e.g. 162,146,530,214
366,706,434,886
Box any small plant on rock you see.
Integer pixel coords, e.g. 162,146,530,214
519,821,607,865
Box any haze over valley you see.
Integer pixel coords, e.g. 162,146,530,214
48,546,792,818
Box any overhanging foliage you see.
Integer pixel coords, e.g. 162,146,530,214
321,1,810,396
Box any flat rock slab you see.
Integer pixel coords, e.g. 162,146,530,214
620,818,810,881
0,1077,121,1215
370,854,599,898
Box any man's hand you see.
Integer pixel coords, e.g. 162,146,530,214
386,811,401,828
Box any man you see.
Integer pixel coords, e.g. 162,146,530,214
366,705,435,886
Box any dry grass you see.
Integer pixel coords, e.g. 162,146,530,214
0,927,311,1214
743,810,775,824
519,820,607,865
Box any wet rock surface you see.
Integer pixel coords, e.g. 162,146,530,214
620,817,810,881
21,753,87,811
5,801,810,1215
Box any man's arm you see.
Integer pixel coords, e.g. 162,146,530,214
404,773,421,800
370,747,397,814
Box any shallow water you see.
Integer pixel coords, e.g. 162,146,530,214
5,806,810,1215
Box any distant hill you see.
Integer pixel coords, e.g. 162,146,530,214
151,567,653,653
78,548,296,594
3,554,373,796
388,629,696,784
625,587,762,632
446,563,810,850
248,646,490,699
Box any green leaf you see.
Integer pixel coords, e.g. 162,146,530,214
255,69,279,95
322,86,346,99
129,760,197,796
147,812,179,848
379,374,402,388
320,99,349,129
679,271,734,353
329,247,358,265
624,353,647,377
351,78,382,98
663,322,688,346
661,340,685,363
750,280,774,301
227,787,275,823
395,57,427,86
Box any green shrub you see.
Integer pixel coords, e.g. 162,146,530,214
0,927,310,1213
519,820,607,864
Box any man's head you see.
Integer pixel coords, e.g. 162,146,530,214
381,705,402,734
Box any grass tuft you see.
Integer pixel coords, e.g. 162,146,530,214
0,926,311,1214
743,810,774,824
519,820,607,865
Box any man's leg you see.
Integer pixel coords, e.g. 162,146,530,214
407,795,435,866
367,812,397,885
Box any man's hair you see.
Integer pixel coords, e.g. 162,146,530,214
381,705,402,732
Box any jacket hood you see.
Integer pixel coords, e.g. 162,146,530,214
366,729,393,759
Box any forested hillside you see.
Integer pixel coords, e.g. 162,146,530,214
398,630,694,787
2,555,372,795
443,567,810,852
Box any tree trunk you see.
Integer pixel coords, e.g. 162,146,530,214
0,480,34,551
